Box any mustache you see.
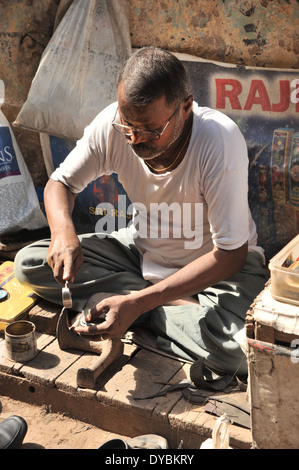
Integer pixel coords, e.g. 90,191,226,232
126,140,163,160
127,141,155,152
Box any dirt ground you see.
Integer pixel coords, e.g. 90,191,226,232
0,394,128,449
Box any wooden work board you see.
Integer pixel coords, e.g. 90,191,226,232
0,300,251,449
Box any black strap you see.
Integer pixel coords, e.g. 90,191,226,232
132,359,237,400
132,379,196,400
190,358,236,391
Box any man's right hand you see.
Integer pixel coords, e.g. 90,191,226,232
46,230,84,284
44,179,83,285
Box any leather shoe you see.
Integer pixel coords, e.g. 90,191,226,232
0,415,28,449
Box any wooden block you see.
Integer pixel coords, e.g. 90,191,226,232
29,300,61,335
20,338,83,387
55,342,139,398
55,352,99,396
55,344,136,398
96,348,183,417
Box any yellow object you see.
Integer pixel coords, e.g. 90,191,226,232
0,261,38,332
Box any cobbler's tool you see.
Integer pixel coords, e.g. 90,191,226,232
56,304,123,389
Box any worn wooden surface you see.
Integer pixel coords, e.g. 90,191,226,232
246,284,299,449
248,344,299,449
0,302,252,449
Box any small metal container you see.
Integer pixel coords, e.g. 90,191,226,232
5,320,37,362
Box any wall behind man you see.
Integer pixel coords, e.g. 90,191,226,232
129,0,298,68
0,0,298,188
0,0,60,187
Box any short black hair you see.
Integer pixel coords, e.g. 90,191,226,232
117,47,190,107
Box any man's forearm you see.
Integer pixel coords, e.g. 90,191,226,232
44,179,77,235
73,243,249,340
128,242,248,314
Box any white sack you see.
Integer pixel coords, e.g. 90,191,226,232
14,0,132,141
0,108,48,235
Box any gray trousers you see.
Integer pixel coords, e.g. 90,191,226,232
14,228,268,375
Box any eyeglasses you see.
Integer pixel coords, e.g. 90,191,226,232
111,101,181,141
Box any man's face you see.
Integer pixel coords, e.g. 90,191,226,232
117,85,184,161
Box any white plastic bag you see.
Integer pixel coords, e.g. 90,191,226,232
0,94,48,235
14,0,132,141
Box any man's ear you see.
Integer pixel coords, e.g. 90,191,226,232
182,95,194,118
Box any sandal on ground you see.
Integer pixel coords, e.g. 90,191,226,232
98,434,169,449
